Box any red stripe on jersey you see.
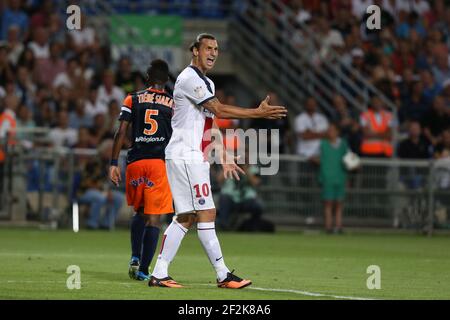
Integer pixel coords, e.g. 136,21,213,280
201,117,213,152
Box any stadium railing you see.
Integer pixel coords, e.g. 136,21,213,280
2,143,450,235
228,0,400,153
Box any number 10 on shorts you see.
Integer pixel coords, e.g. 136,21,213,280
193,183,210,198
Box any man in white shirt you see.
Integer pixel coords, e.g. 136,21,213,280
27,27,49,60
149,33,287,289
48,111,78,148
295,97,329,159
96,70,125,112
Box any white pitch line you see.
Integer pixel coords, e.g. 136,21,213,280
194,283,375,300
0,280,374,300
247,286,374,300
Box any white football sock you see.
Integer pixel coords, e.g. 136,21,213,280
197,222,230,282
152,218,188,279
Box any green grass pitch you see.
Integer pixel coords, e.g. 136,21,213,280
0,228,449,300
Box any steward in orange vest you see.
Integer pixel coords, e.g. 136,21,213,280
360,96,394,158
0,107,17,163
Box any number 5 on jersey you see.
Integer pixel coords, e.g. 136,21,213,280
144,109,159,136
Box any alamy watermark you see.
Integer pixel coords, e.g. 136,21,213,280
66,265,81,289
366,265,381,290
168,128,280,176
66,5,81,30
366,5,381,30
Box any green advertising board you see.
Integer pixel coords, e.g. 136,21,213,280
110,15,182,46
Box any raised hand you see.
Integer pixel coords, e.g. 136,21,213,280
257,95,288,119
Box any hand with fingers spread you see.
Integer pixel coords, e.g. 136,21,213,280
109,165,121,187
257,95,288,119
222,153,245,180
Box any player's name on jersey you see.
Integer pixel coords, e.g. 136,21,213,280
137,92,173,108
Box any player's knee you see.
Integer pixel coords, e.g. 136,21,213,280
175,213,196,229
145,215,161,227
197,209,216,222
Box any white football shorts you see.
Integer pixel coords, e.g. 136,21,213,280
165,159,215,214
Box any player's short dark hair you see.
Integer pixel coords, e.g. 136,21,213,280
189,33,216,52
146,59,169,85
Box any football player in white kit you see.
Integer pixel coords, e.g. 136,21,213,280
149,33,287,288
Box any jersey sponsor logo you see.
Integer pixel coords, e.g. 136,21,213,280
130,176,154,188
202,108,214,118
194,86,206,99
135,136,166,143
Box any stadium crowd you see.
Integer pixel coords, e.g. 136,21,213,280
0,0,449,228
281,0,450,160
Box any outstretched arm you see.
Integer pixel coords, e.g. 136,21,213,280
202,95,287,119
109,120,130,186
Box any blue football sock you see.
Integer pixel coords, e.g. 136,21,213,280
130,213,145,260
139,226,160,275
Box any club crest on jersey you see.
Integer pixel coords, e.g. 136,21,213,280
198,198,206,205
194,86,206,99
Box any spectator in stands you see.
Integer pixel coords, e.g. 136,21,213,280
420,69,443,105
16,65,36,107
399,80,428,123
317,122,349,234
34,98,55,128
217,160,264,231
0,45,14,84
28,27,49,60
443,79,450,107
0,98,15,196
89,113,108,146
30,0,54,29
84,85,105,117
396,11,427,39
115,56,138,94
360,95,395,158
422,95,450,146
331,94,360,152
77,139,124,230
398,121,432,159
96,70,125,112
48,13,65,44
36,42,66,88
314,16,345,59
0,0,29,41
295,96,329,159
69,98,92,130
5,25,24,66
435,129,450,159
54,84,75,112
351,0,373,19
249,92,293,154
17,47,36,75
16,103,35,137
77,49,95,88
391,39,415,76
67,14,97,53
432,52,450,86
52,57,82,92
48,110,78,148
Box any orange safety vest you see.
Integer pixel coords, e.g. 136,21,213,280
0,111,17,163
360,109,393,157
223,134,240,151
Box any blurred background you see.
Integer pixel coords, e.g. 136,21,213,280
0,0,449,234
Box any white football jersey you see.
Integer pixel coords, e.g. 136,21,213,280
165,65,216,162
